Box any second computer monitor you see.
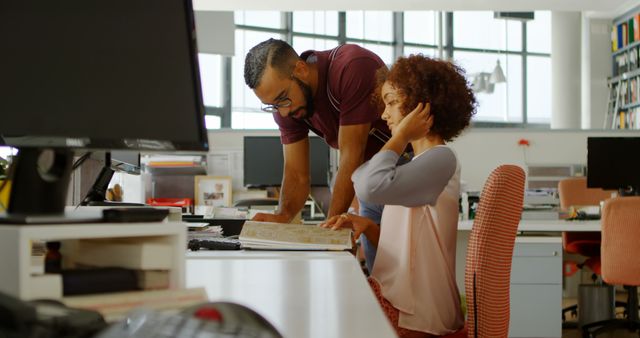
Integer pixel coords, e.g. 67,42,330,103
244,136,330,188
587,137,640,194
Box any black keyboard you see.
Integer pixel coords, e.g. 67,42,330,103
188,238,241,251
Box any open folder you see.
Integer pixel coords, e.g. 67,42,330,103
239,221,352,251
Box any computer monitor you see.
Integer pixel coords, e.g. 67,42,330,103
587,137,640,195
0,0,208,221
81,151,143,206
243,136,330,188
110,151,142,176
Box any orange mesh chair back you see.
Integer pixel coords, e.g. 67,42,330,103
558,177,613,260
601,196,640,285
465,165,525,338
581,196,640,337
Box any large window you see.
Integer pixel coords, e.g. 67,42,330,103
453,11,550,124
201,11,551,129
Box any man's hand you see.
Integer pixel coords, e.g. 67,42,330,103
251,212,291,223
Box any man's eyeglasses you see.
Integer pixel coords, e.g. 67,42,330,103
261,98,292,113
261,78,294,113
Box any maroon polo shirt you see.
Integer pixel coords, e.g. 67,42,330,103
272,44,390,161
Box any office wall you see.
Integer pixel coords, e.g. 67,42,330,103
209,128,640,192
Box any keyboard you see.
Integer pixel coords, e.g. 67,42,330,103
188,238,241,251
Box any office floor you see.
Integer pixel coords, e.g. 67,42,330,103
561,294,639,338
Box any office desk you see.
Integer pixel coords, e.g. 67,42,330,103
458,219,600,232
185,251,397,338
183,221,597,338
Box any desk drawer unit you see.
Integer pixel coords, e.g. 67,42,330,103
509,237,562,338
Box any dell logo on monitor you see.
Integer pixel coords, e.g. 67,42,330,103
65,138,85,147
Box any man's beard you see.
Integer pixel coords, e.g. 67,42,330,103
289,76,315,119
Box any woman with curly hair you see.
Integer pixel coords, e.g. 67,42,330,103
322,54,476,337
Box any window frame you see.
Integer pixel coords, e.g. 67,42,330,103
206,11,551,129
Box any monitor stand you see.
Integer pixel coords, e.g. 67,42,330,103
80,153,144,207
0,147,102,224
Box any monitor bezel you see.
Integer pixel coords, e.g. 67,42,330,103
0,0,209,153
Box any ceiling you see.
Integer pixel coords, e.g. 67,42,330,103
194,0,638,19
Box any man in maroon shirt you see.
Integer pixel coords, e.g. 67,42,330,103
243,39,390,228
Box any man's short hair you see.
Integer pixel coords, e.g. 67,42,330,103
244,38,299,89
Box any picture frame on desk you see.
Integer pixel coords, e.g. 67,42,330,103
194,175,232,207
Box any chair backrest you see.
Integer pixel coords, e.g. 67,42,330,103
600,196,640,286
558,177,613,246
557,177,613,210
465,165,525,338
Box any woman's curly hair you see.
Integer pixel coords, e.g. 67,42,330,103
373,54,477,142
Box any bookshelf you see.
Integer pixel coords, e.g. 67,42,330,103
607,7,640,129
0,222,186,300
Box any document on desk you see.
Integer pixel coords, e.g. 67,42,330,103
239,221,352,251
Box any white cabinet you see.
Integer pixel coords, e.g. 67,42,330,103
509,237,562,338
0,222,186,300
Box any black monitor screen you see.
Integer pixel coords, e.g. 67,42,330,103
0,0,208,151
0,0,208,219
587,137,640,192
244,136,330,188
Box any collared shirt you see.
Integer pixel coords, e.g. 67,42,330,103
273,44,390,161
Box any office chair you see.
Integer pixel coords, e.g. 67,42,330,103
581,196,640,338
442,164,525,338
557,177,614,323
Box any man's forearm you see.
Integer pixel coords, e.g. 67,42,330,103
277,176,310,222
327,163,358,218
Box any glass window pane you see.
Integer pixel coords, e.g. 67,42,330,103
527,11,551,54
346,11,364,39
234,11,283,29
505,54,523,122
232,29,285,114
292,37,339,53
454,11,521,51
363,43,394,65
527,56,551,123
505,20,522,52
403,46,437,58
293,11,339,36
346,11,393,42
454,51,522,123
404,11,438,45
205,115,221,130
231,111,279,129
198,54,223,107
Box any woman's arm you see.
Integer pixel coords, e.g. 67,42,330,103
352,147,456,207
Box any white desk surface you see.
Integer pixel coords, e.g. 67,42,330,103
458,219,600,232
185,251,397,338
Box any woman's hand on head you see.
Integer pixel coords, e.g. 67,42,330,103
395,102,433,143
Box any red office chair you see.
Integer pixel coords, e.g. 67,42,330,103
442,164,526,338
581,196,640,337
557,177,614,323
